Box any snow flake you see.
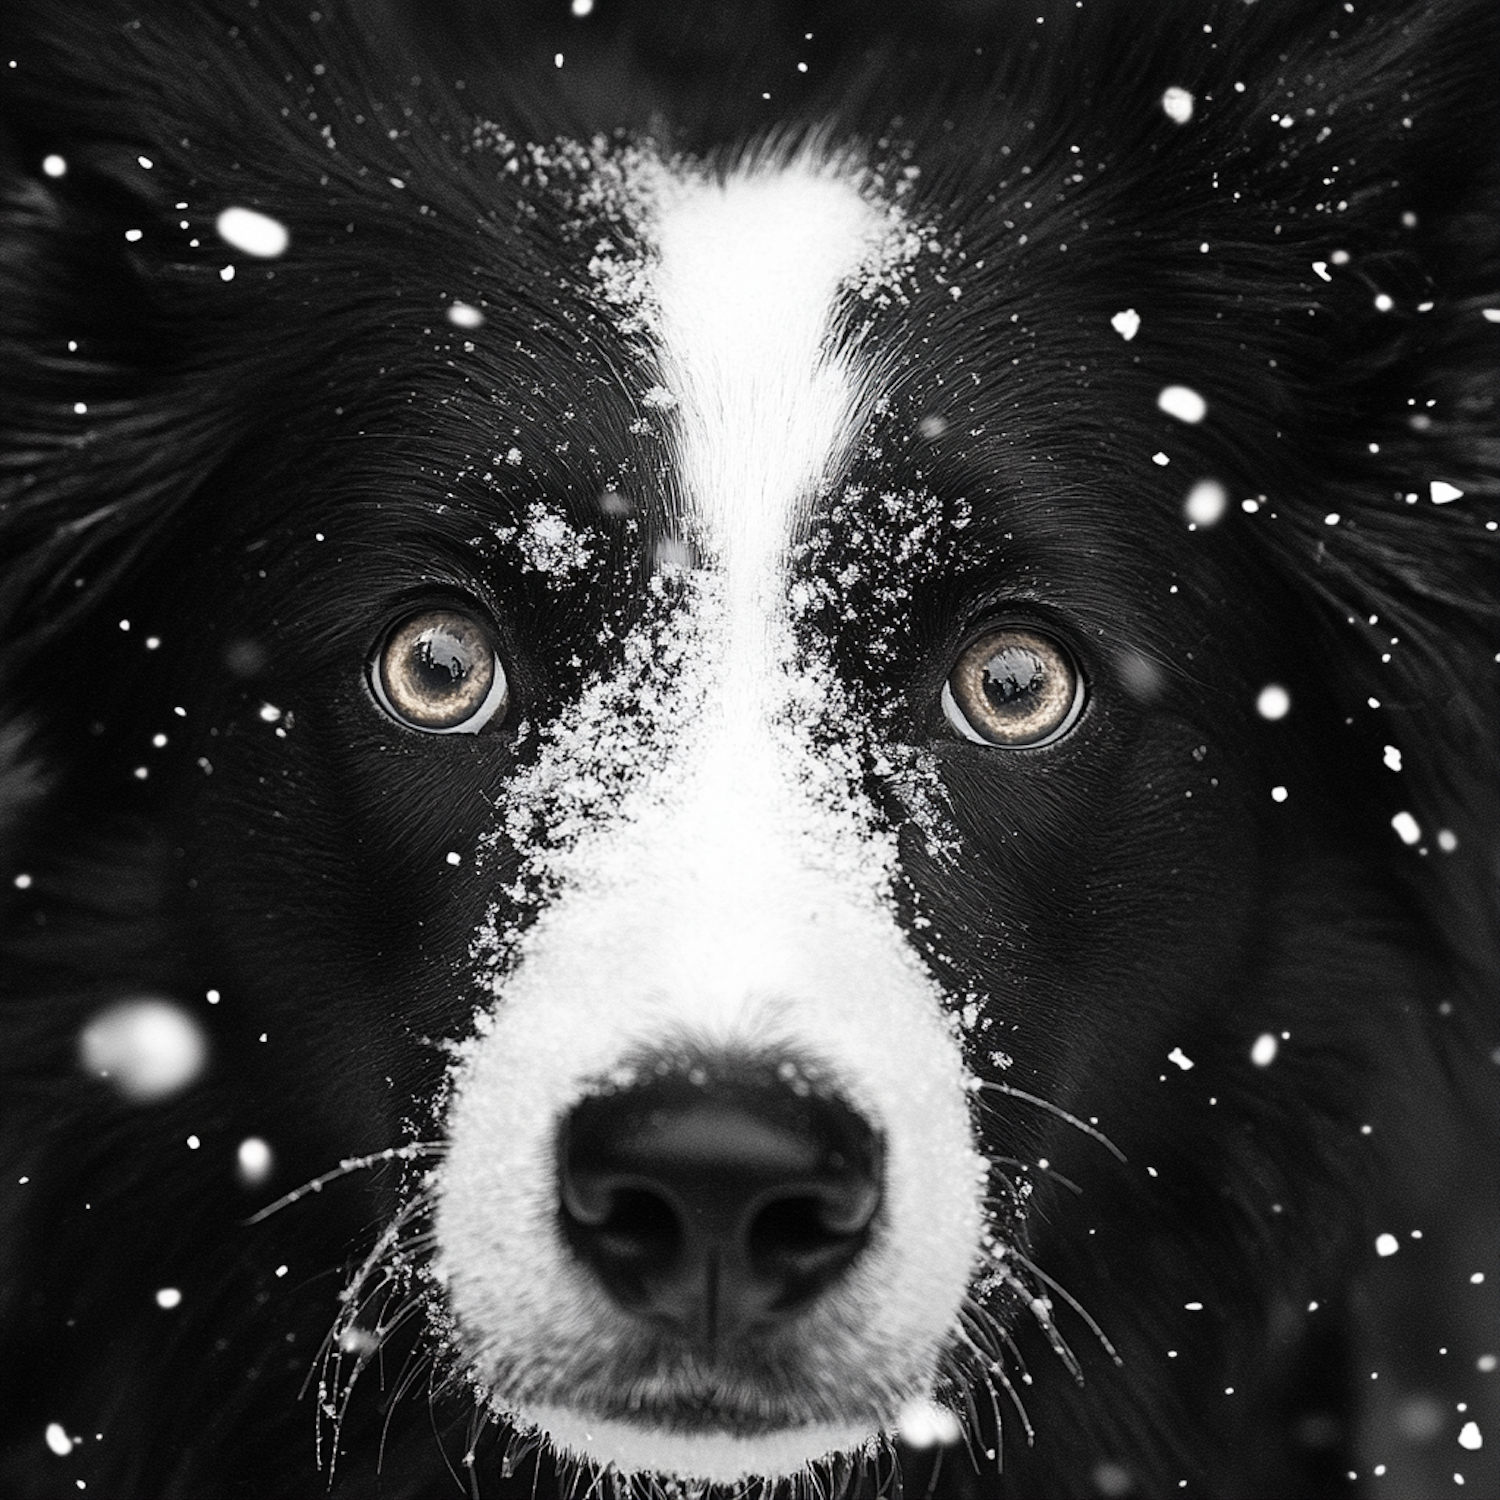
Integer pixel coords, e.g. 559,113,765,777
1391,811,1421,846
237,1137,274,1186
78,998,208,1103
1256,684,1291,721
215,206,290,258
897,1398,962,1448
1184,479,1227,526
1161,87,1195,124
1250,1033,1278,1067
1158,385,1207,424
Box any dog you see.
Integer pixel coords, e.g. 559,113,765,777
2,1,1496,1496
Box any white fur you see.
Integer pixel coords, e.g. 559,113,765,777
434,153,984,1484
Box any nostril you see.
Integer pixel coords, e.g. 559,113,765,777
748,1186,877,1304
581,1186,681,1265
555,1056,884,1345
751,1179,880,1252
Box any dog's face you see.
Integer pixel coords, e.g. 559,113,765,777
62,141,1349,1484
8,5,1493,1495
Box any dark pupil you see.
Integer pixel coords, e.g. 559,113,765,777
411,629,473,694
981,646,1047,716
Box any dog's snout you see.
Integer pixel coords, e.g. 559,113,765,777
557,1061,883,1349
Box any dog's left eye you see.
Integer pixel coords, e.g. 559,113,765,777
941,626,1084,748
370,608,509,733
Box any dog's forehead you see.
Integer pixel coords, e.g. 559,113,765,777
587,149,906,574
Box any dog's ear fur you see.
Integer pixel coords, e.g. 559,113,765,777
0,7,418,641
1207,2,1500,1013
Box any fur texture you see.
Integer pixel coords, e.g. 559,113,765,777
2,2,1497,1498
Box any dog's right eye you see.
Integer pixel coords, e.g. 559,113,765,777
370,609,509,733
941,625,1084,748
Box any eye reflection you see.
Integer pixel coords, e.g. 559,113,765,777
942,627,1083,747
371,609,508,733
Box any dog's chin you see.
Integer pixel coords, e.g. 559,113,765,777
526,1404,881,1485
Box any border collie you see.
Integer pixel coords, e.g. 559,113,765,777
2,1,1496,1496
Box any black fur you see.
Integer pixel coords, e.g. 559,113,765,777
2,2,1497,1497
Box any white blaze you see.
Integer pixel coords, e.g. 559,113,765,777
435,154,983,1485
651,165,883,615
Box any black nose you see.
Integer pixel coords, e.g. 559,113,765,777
557,1059,883,1351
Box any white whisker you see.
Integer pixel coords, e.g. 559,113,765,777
973,1081,1126,1163
244,1141,444,1223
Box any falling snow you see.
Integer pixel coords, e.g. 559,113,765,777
77,998,208,1103
215,205,290,258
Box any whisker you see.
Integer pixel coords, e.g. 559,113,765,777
380,1332,434,1466
987,1158,1083,1194
245,1141,444,1223
972,1081,1126,1163
955,1300,1034,1445
1007,1247,1122,1366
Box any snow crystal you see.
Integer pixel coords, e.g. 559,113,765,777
215,206,290,258
44,1423,73,1456
514,503,593,578
1270,785,1288,803
237,1137,274,1186
1374,1233,1399,1258
155,1286,183,1308
1110,308,1140,340
1092,1463,1134,1498
1250,1033,1279,1066
896,1398,962,1448
1157,385,1207,424
1391,811,1421,846
42,154,67,178
1167,1047,1195,1071
1161,87,1195,125
1430,481,1463,504
1459,1421,1482,1451
1184,479,1227,526
1437,829,1458,853
447,301,485,329
1383,745,1402,772
1256,684,1291,721
78,998,208,1103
